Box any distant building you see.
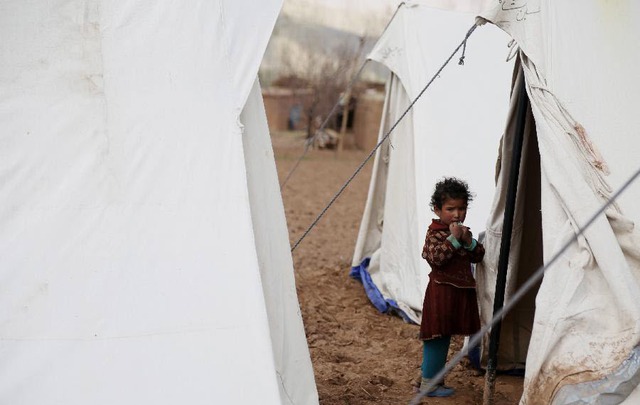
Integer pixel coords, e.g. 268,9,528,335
352,88,385,151
263,84,385,153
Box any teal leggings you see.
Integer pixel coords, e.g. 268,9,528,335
422,336,451,378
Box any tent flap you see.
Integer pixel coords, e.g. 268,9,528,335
479,1,640,403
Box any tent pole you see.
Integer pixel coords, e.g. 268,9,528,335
483,70,529,405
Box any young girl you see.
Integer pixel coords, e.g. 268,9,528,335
419,177,485,397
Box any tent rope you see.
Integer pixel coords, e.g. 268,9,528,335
409,165,640,405
291,23,479,252
459,38,468,65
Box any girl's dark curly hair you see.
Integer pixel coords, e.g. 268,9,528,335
430,177,474,210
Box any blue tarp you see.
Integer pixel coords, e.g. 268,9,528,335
350,257,415,323
350,257,519,375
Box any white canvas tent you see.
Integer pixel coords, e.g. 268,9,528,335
353,0,640,403
477,1,640,403
351,2,515,324
0,1,318,404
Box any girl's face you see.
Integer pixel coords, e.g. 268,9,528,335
434,197,467,226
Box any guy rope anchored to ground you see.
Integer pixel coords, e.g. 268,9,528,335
290,22,479,253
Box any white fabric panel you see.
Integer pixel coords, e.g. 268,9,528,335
352,75,425,323
368,4,513,241
542,1,640,225
352,3,513,320
0,1,316,404
480,1,640,403
351,76,392,272
223,0,282,110
482,0,640,219
379,78,424,323
241,78,319,405
484,0,640,219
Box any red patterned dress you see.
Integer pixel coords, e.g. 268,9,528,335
420,219,485,340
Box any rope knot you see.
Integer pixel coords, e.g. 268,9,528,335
458,38,468,65
458,24,477,66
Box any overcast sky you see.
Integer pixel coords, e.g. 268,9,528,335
282,0,399,36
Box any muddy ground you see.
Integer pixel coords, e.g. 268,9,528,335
273,131,523,404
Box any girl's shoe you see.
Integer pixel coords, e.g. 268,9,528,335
426,384,455,397
420,378,455,397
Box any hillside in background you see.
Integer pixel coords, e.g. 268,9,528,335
260,0,397,85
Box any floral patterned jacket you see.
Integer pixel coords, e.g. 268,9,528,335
421,219,485,288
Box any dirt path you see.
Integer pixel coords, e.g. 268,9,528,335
273,131,523,404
